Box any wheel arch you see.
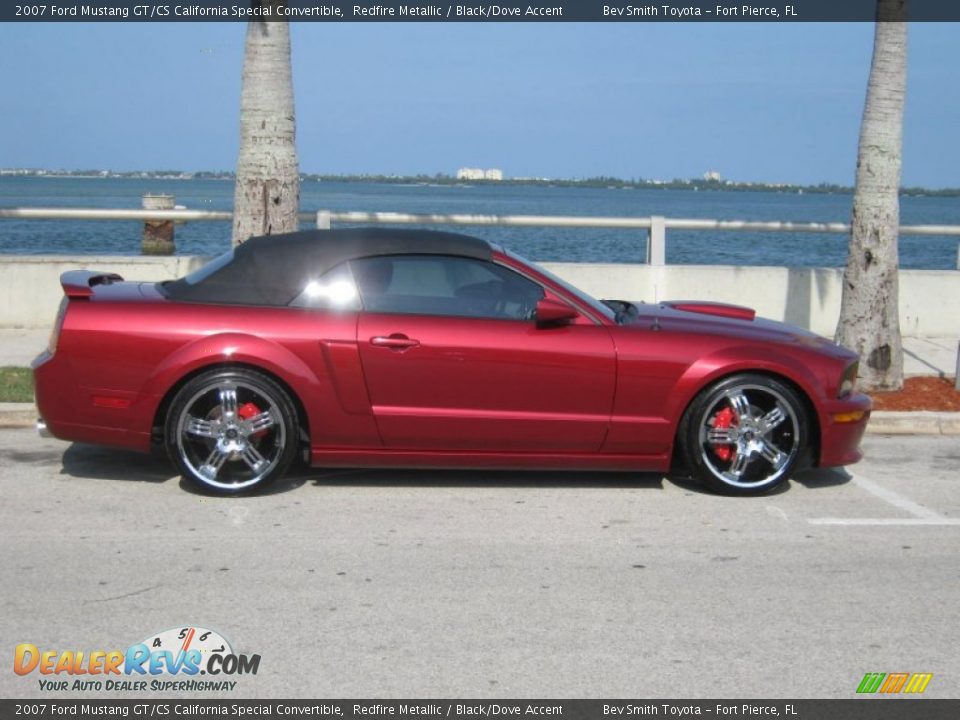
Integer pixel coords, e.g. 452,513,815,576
151,361,311,447
142,333,323,445
668,353,825,467
674,368,821,466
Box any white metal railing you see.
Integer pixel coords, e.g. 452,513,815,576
0,207,234,222
2,206,959,267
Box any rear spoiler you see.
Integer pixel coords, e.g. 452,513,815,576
60,271,124,298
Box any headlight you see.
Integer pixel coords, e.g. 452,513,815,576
838,361,858,398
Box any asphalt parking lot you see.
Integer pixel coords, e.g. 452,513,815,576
1,429,958,699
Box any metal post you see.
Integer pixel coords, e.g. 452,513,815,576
647,216,666,265
956,341,959,391
316,210,331,230
141,194,175,255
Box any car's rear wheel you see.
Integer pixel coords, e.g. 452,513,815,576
680,373,808,496
165,368,298,495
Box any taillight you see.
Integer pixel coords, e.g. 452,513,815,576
48,297,68,355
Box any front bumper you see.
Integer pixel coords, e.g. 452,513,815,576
819,392,872,467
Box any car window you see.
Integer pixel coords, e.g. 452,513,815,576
350,255,544,320
504,249,616,323
289,262,361,311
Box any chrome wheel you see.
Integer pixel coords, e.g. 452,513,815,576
681,374,808,495
166,369,297,494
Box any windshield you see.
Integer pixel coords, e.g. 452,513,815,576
505,249,616,322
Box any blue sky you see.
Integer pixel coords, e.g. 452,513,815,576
1,21,957,186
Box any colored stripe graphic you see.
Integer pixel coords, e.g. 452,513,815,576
903,673,933,694
879,673,909,693
857,673,885,694
857,672,933,694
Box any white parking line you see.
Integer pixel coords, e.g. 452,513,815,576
808,474,960,526
809,518,960,526
850,476,942,519
765,505,789,521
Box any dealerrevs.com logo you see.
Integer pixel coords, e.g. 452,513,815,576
13,626,260,692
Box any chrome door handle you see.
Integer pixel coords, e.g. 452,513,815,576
370,334,420,350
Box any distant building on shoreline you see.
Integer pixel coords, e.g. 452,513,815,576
456,167,503,181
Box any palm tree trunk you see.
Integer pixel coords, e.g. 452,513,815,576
835,0,907,391
232,0,299,245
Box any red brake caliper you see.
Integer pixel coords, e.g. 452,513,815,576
237,402,267,440
711,406,737,462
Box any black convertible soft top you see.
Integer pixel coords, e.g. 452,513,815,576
162,227,494,306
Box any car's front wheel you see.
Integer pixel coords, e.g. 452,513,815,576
166,368,299,495
679,373,808,495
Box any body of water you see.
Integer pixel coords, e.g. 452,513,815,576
1,176,959,269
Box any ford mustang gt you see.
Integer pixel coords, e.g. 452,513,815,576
32,228,871,496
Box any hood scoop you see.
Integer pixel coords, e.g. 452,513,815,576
663,301,756,321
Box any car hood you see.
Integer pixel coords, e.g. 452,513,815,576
612,299,852,356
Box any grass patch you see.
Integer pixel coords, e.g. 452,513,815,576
0,366,33,403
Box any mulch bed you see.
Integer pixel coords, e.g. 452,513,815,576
870,376,960,412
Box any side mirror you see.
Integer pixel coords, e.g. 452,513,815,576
535,298,578,326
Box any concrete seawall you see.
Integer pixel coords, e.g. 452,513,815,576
546,262,960,337
0,255,957,337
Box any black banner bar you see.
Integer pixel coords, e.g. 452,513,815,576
4,0,960,23
2,700,960,720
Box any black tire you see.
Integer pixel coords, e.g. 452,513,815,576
165,368,299,495
679,373,808,496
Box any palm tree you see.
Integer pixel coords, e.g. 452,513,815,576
835,0,907,391
232,0,299,245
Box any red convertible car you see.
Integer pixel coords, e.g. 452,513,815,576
32,228,870,496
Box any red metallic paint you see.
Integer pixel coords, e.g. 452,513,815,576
357,310,616,451
32,249,871,480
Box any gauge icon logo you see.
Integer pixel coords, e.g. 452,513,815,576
124,626,238,676
131,626,260,678
140,626,233,659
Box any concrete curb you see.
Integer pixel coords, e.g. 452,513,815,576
868,411,960,436
2,403,958,435
0,403,37,429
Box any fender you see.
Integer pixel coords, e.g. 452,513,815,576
663,344,828,433
139,332,330,434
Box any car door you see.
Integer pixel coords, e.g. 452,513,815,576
353,254,616,452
